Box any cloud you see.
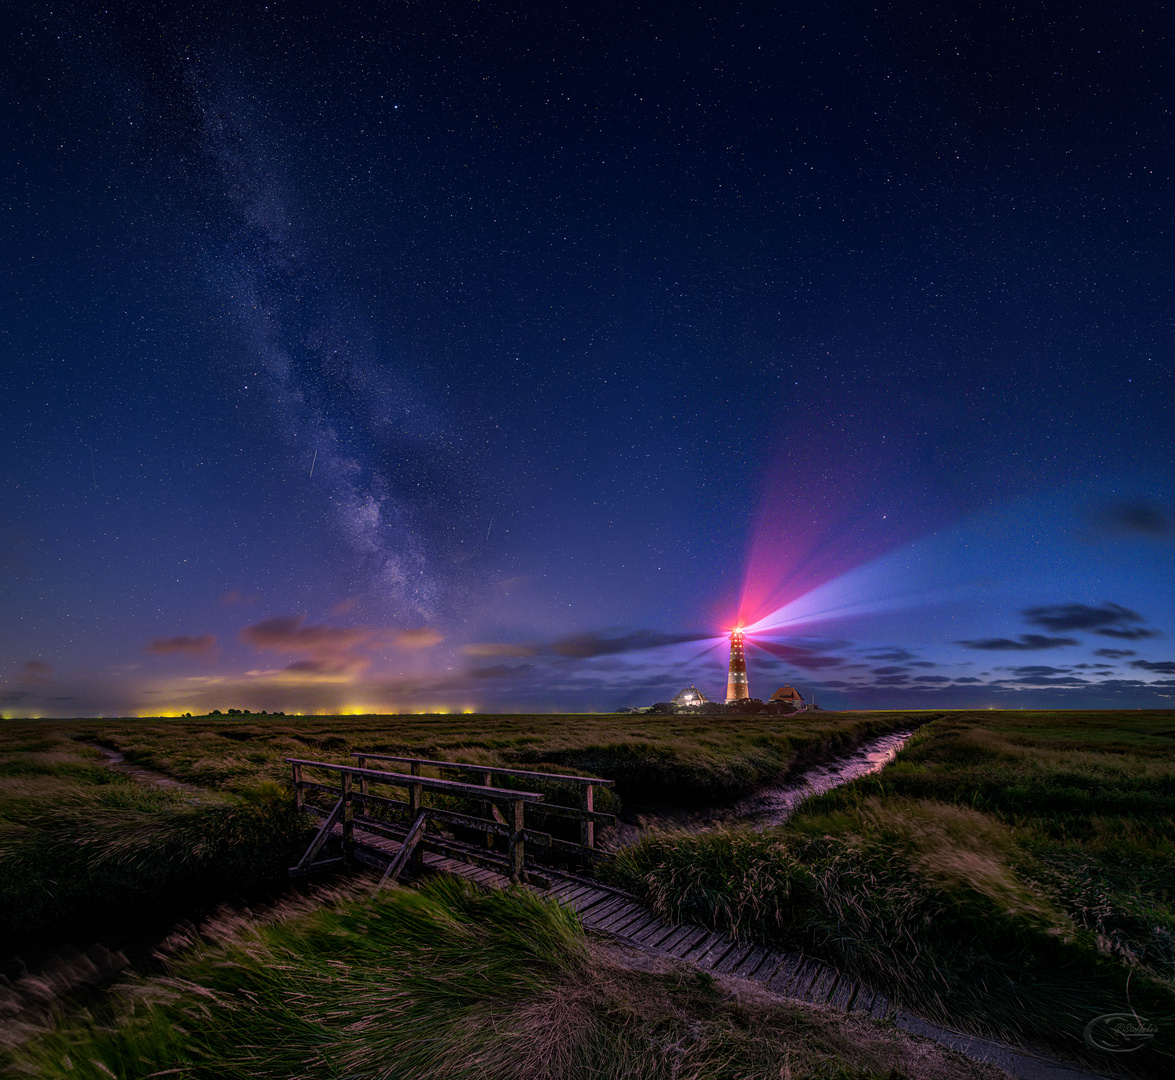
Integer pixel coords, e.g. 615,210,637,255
146,634,218,657
867,649,917,662
240,615,372,653
389,628,443,650
752,639,848,671
1094,626,1161,640
871,666,909,676
1022,602,1152,637
220,590,257,606
1131,660,1175,675
282,656,370,676
1011,666,1071,677
957,635,1078,651
470,664,535,680
22,659,53,678
331,596,359,614
1099,501,1171,537
463,642,539,659
1094,648,1135,659
915,675,952,683
548,630,712,659
998,673,1090,686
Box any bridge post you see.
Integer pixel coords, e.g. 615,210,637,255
408,762,423,874
356,755,368,813
341,772,354,865
507,798,525,882
292,762,304,811
581,783,594,852
483,771,494,847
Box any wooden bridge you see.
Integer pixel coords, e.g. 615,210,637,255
286,753,613,884
285,753,891,1019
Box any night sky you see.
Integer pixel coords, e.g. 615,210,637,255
2,1,1173,717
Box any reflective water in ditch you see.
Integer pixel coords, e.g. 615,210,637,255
606,726,919,848
731,727,917,828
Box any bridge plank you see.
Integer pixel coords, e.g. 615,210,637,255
663,925,710,957
584,898,639,928
577,894,630,920
729,945,769,978
767,956,807,995
600,905,651,935
629,919,675,947
713,943,753,974
693,937,741,971
615,913,664,941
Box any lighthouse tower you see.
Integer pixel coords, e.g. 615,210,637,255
726,627,750,703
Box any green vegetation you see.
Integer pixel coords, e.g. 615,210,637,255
0,730,312,942
0,709,915,802
6,709,1173,1074
4,875,1000,1080
606,710,1175,1074
0,711,910,944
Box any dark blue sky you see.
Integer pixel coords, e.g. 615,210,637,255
2,1,1173,715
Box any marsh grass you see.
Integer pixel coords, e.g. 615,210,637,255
0,710,919,804
0,737,312,941
5,875,1002,1080
604,711,1175,1075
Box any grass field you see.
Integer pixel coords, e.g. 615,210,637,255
4,875,1003,1080
0,709,911,944
3,708,1173,1076
607,710,1175,1075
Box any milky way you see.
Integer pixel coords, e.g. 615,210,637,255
189,67,457,622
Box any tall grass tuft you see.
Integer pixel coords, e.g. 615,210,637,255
604,812,1174,1074
0,777,312,939
6,876,1004,1080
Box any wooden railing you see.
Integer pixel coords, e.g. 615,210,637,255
286,756,615,884
352,753,616,854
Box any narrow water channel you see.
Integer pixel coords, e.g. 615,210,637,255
732,727,916,827
606,727,919,847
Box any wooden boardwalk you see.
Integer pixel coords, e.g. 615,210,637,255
342,819,889,1017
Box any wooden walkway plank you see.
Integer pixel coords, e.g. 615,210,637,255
731,946,771,979
629,919,676,948
606,906,657,937
829,977,858,1011
776,957,817,997
616,914,667,942
569,891,622,916
714,942,757,975
594,903,647,934
579,896,633,924
670,926,716,959
692,937,740,971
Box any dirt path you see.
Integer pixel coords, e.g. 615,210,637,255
82,739,204,794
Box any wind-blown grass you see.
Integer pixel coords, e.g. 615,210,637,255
0,736,312,941
5,875,1003,1080
0,710,921,805
604,711,1175,1077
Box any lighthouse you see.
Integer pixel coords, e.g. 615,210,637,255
726,627,750,703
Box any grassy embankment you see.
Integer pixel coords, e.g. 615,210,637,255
5,874,1001,1080
607,710,1175,1074
0,709,909,945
